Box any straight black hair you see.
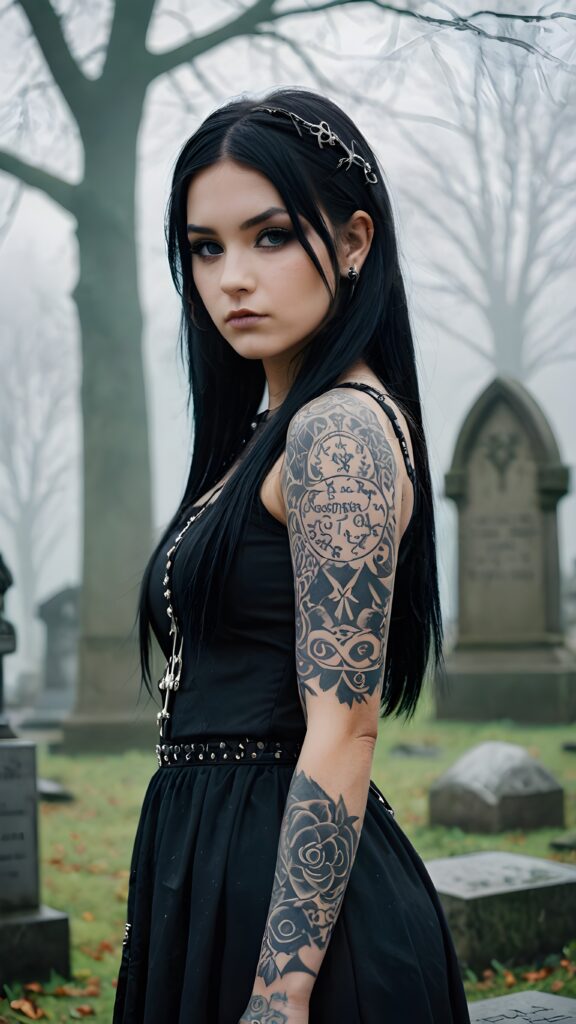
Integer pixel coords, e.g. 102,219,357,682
137,86,446,720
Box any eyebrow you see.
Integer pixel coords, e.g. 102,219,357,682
186,206,289,235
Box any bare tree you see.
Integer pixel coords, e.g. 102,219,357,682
391,31,576,380
0,303,78,664
0,0,571,747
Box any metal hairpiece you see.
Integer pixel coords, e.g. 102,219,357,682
253,106,378,186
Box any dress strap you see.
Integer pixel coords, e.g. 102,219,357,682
332,381,416,486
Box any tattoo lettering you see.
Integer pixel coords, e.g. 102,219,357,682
239,992,289,1023
256,769,360,987
283,391,398,712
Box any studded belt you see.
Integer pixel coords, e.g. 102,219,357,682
155,736,303,768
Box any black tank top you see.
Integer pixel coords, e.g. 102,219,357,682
147,382,417,741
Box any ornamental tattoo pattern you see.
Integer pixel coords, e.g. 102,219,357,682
239,992,289,1023
256,769,360,986
282,390,399,714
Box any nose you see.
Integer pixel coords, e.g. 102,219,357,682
219,246,256,296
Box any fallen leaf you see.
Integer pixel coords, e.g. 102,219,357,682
551,979,565,992
504,970,517,988
52,985,98,998
81,912,94,922
69,1007,95,1018
10,999,47,1019
79,946,103,962
522,968,552,983
23,984,43,994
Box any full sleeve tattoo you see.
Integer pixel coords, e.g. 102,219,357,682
241,389,404,1016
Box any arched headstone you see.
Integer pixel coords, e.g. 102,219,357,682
437,376,576,723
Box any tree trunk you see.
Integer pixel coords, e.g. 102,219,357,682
62,109,155,752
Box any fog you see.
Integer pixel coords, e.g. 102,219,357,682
0,0,574,697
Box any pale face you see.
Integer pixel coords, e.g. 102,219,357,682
186,159,339,365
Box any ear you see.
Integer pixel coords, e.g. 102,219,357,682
338,210,374,273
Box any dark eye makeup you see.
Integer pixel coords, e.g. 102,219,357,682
189,227,293,259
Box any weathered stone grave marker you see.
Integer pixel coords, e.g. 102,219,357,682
425,851,576,971
429,741,565,832
22,586,79,728
0,739,69,984
437,376,575,723
468,991,576,1022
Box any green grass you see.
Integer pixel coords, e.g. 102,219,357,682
1,694,575,1020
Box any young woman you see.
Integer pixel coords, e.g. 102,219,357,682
113,87,470,1024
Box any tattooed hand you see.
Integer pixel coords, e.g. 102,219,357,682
238,991,309,1024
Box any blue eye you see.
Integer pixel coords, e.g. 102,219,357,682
190,239,221,258
190,227,292,259
259,228,291,247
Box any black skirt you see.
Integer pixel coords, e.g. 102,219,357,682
112,743,470,1023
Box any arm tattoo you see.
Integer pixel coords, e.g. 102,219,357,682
256,768,360,986
240,993,289,1022
283,390,398,715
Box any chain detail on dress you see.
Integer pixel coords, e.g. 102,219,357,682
156,416,264,739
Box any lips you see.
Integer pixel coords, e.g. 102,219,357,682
226,309,261,321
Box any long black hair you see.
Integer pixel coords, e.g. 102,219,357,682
137,86,445,720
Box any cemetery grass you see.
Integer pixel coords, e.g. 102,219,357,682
1,695,576,1021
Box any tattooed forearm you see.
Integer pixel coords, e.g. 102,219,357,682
282,390,399,716
239,992,289,1023
255,767,360,989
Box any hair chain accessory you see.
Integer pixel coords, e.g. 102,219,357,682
253,106,378,186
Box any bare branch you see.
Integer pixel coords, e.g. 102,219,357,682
526,348,576,375
424,309,494,363
0,148,76,213
146,0,275,80
273,2,576,72
17,0,91,120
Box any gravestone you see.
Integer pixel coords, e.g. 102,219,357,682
0,739,70,984
425,851,576,971
436,376,576,723
21,587,80,727
0,552,17,739
469,991,576,1022
429,741,565,832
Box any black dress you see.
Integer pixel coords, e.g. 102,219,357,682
112,382,471,1024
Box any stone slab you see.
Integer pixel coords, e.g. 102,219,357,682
425,852,576,971
468,991,576,1022
0,740,39,911
0,904,70,985
429,742,565,833
435,663,576,724
550,831,576,852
